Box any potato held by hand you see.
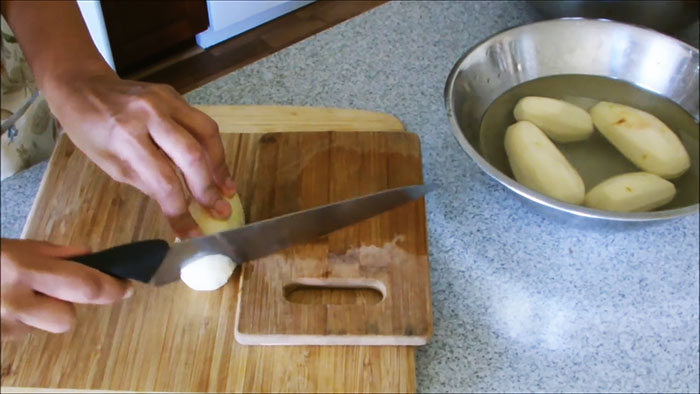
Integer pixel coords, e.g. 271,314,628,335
513,96,594,143
590,101,690,179
189,193,245,235
504,121,585,205
180,193,246,291
584,172,676,212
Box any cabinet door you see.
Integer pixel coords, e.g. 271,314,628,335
101,0,208,75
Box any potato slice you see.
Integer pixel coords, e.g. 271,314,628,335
584,172,676,212
189,193,245,235
180,254,236,291
513,96,594,143
590,101,690,179
504,121,585,204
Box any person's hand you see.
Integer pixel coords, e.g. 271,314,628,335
1,238,132,340
42,71,236,239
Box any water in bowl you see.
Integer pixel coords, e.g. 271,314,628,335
479,74,699,210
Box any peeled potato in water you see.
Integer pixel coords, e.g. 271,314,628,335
513,96,594,143
584,172,676,212
179,193,246,291
590,101,690,179
504,120,585,205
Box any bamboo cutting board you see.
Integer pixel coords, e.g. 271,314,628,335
235,132,431,346
1,105,428,393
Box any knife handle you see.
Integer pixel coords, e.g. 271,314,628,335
70,239,170,283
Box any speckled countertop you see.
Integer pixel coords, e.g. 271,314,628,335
2,2,699,392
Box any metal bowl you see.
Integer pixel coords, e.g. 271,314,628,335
444,18,699,223
528,1,699,33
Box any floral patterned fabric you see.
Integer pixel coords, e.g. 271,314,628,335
1,15,59,180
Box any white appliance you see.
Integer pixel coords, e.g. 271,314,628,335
195,0,314,48
77,0,115,69
77,1,313,68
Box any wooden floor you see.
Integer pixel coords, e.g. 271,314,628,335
129,1,387,94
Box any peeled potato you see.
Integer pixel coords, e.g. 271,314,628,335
180,254,236,291
584,172,676,212
504,120,585,205
189,193,245,235
590,101,690,179
180,193,245,291
513,96,594,143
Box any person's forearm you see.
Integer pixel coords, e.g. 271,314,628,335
2,0,237,238
1,0,115,93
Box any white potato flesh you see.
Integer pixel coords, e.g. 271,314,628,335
505,121,585,205
189,193,245,235
181,193,245,291
180,254,236,291
584,172,676,212
513,96,594,143
590,101,690,179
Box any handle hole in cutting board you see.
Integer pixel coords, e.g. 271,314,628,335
283,278,386,305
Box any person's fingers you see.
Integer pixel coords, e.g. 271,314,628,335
167,211,203,239
168,100,236,197
119,133,200,237
31,241,92,259
25,258,132,305
148,118,231,220
5,239,91,259
3,289,76,334
19,293,76,334
1,318,34,340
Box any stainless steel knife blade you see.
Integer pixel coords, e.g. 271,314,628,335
151,184,434,285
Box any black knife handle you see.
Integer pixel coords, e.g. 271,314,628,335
69,239,170,283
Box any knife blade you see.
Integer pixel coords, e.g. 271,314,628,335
70,184,435,286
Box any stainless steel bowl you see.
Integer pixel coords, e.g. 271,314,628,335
445,18,699,222
528,1,699,33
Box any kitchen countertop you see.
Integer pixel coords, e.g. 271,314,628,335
2,2,698,392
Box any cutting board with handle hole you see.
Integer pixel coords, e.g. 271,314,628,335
235,131,431,346
0,105,430,393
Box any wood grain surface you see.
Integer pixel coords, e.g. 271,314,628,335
197,105,406,133
235,132,431,345
1,106,425,393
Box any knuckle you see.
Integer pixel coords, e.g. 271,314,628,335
109,162,133,184
201,116,220,137
110,120,145,147
111,170,129,184
156,83,177,95
112,116,133,131
151,178,186,216
1,258,23,284
181,144,205,166
160,199,188,219
77,274,104,302
198,185,219,205
155,172,179,196
152,185,179,209
131,92,160,114
141,95,159,111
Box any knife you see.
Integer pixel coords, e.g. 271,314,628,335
70,184,434,286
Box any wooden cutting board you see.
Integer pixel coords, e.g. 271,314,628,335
1,105,429,393
235,132,431,346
